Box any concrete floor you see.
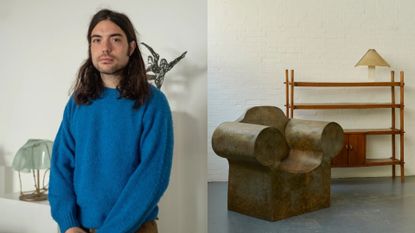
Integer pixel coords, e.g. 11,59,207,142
208,177,415,233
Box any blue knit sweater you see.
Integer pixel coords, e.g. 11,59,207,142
49,85,174,233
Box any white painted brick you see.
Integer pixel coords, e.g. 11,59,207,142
208,0,415,181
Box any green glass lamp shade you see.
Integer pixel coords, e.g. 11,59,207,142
12,139,53,201
12,139,53,172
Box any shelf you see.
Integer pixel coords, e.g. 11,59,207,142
343,128,402,135
292,103,401,109
288,82,402,87
284,69,405,181
365,158,402,166
333,158,401,168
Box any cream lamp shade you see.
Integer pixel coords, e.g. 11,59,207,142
355,49,390,80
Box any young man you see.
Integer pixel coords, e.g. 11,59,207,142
49,9,174,233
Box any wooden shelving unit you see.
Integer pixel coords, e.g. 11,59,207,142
284,69,405,182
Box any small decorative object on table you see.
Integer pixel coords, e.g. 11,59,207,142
12,139,53,201
141,42,187,89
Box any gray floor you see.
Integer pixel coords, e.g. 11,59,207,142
208,177,415,233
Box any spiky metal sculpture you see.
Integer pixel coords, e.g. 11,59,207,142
141,42,187,89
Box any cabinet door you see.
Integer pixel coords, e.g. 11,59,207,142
347,134,366,166
332,135,348,167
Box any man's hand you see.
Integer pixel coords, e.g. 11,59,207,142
65,227,88,233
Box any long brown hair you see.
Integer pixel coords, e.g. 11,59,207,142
73,9,149,109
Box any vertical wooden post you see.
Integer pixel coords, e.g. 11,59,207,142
285,69,289,117
391,71,396,178
399,71,405,182
290,69,294,118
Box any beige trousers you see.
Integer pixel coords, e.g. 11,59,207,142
88,220,158,233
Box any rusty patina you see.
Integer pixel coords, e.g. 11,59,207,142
212,106,343,221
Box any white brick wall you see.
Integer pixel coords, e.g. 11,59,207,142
208,0,415,181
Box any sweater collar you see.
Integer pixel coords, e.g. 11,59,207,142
102,87,120,98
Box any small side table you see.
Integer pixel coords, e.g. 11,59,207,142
0,192,59,233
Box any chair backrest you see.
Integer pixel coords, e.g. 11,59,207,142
237,106,288,134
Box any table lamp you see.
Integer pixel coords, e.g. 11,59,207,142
355,49,390,80
12,139,53,201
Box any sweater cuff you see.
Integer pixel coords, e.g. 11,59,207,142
58,213,81,233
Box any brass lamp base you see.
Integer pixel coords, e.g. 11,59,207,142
19,191,48,202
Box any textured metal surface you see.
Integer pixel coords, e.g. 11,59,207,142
211,106,344,221
237,106,288,133
212,122,288,167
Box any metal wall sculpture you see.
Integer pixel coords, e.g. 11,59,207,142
141,42,187,89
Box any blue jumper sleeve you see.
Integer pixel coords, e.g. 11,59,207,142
98,91,174,233
48,98,81,233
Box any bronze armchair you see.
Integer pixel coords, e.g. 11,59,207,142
212,106,344,221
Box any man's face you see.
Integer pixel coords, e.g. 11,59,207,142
90,20,136,75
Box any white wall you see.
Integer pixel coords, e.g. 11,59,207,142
208,0,415,181
0,1,207,233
